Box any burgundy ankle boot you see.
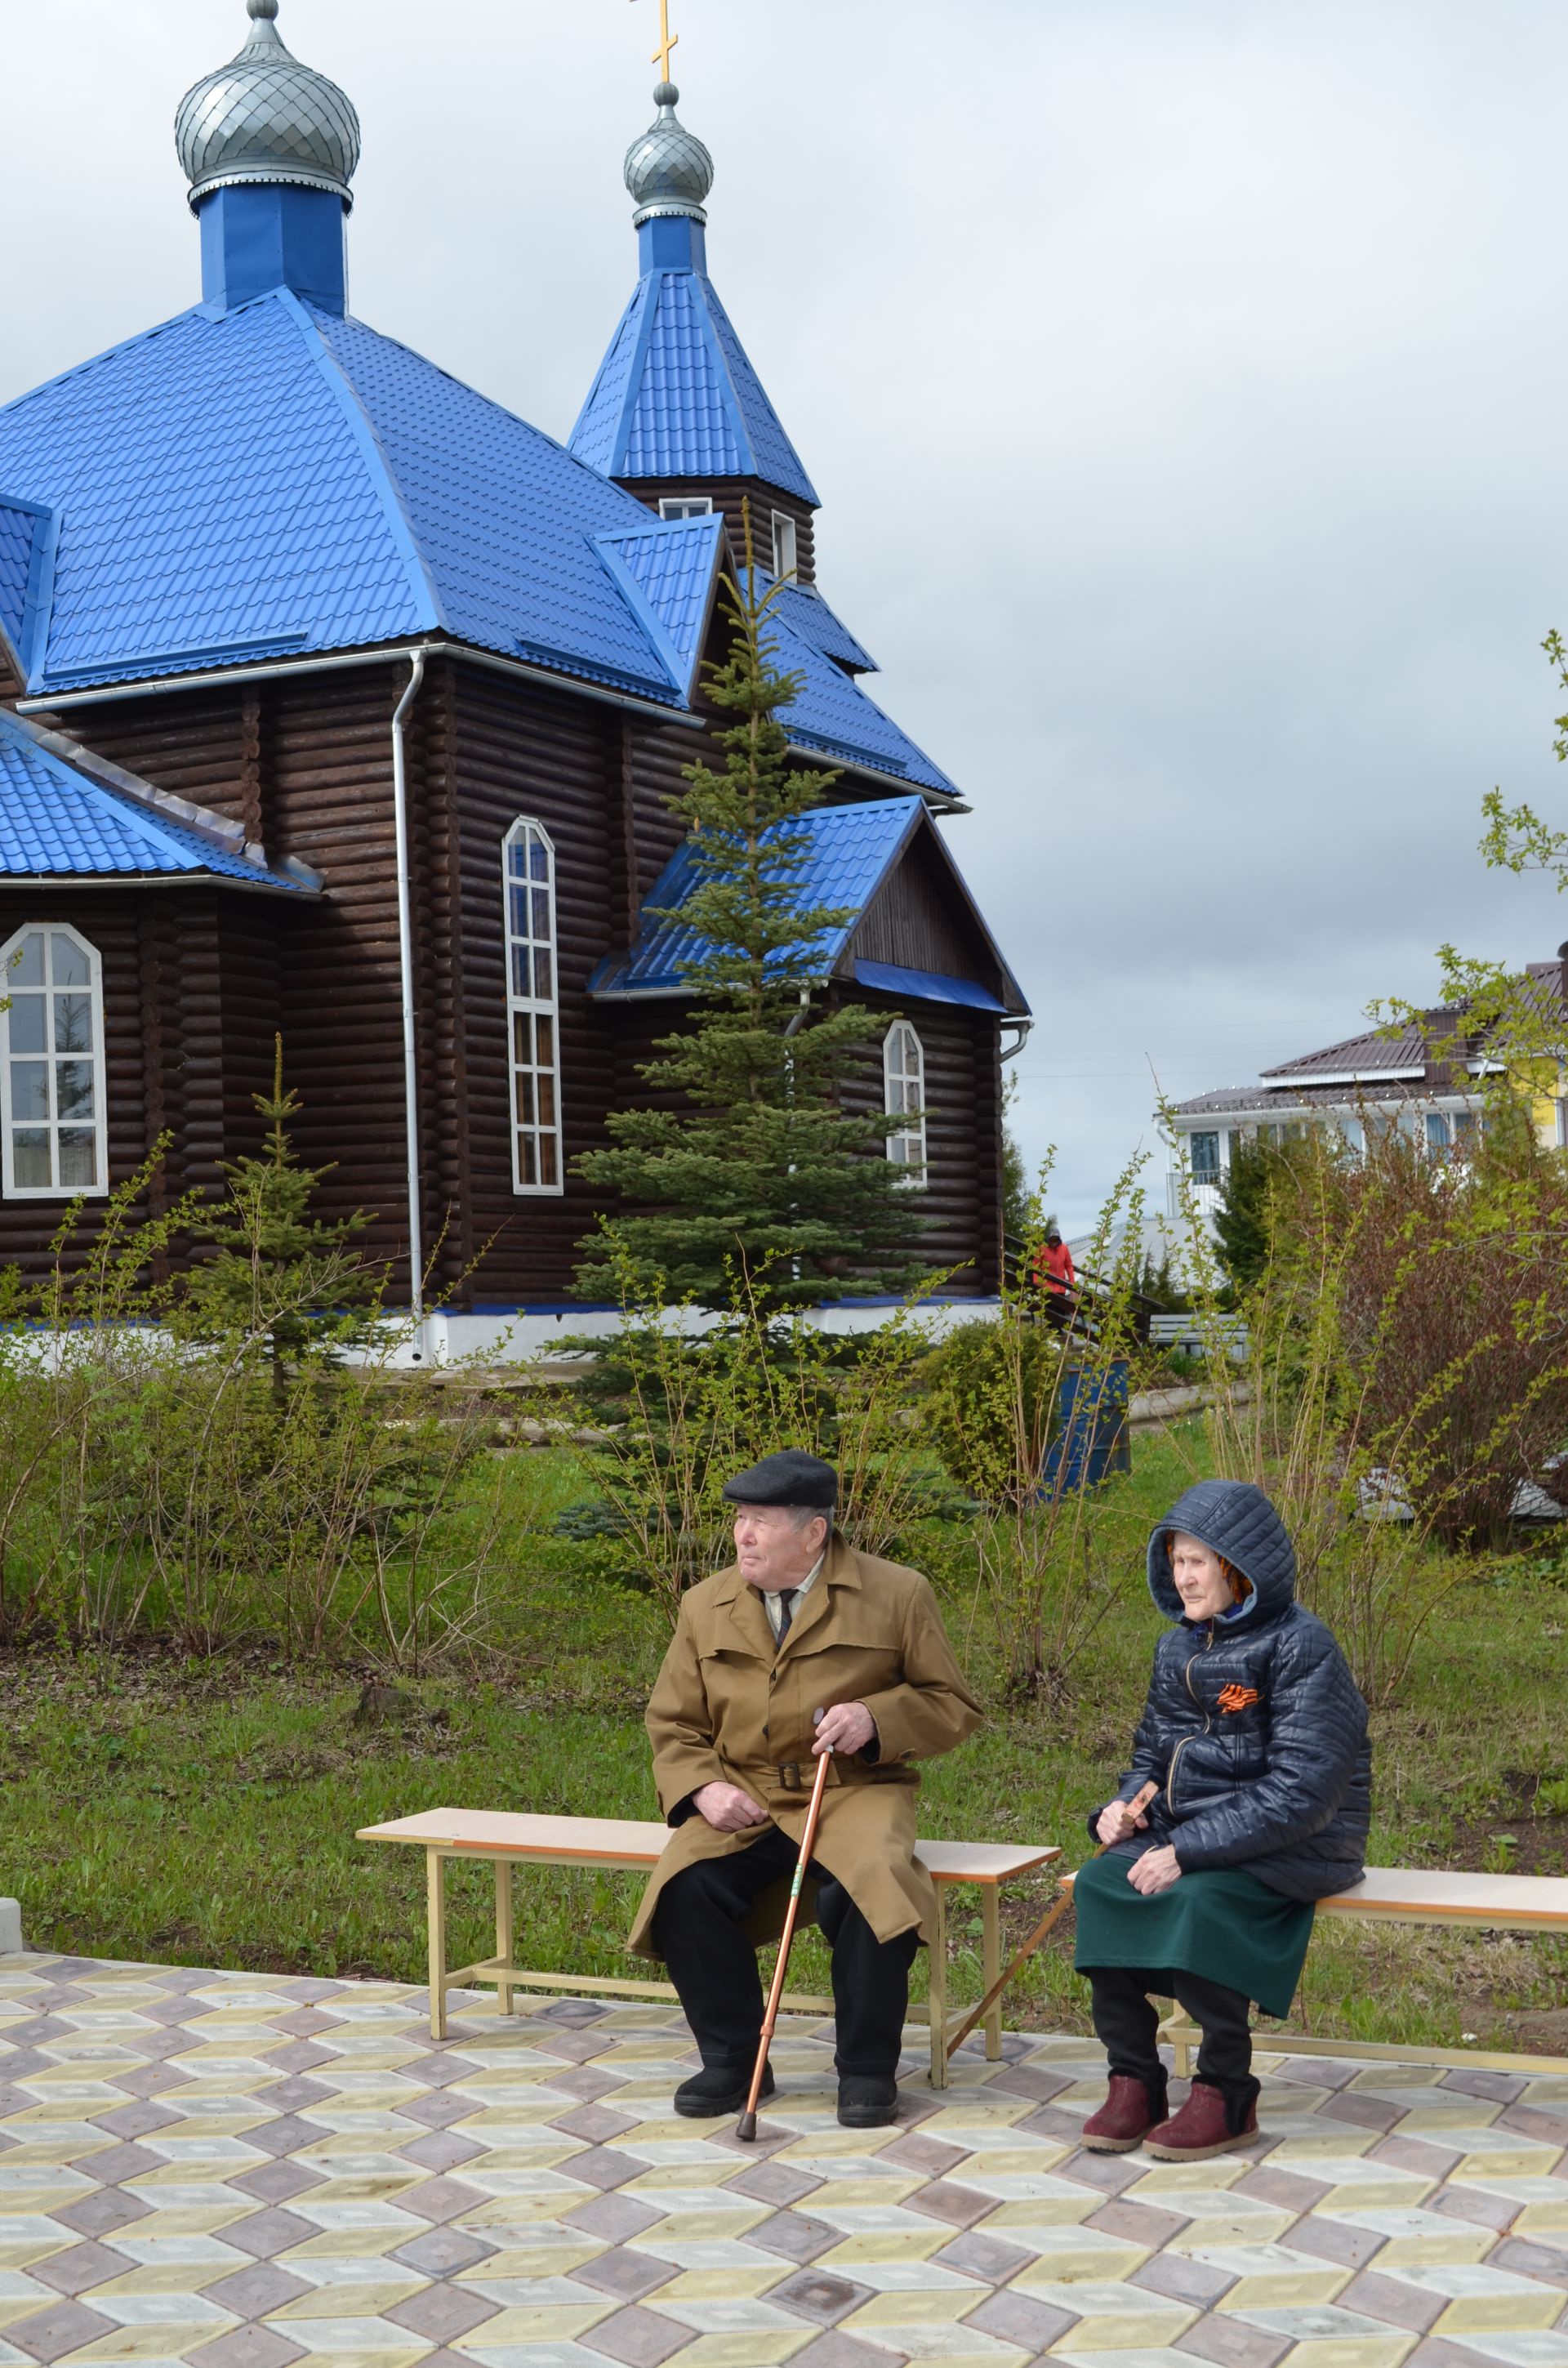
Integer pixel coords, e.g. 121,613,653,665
1143,2076,1259,2161
1081,2071,1168,2153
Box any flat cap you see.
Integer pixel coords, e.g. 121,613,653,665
721,1450,838,1510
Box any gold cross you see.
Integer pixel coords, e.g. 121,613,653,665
635,0,679,83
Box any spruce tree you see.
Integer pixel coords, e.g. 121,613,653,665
181,1037,383,1392
1213,1134,1289,1295
575,520,928,1309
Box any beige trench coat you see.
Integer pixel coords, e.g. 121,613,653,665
628,1536,982,1958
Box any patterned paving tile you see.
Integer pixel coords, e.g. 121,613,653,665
0,1956,1565,2368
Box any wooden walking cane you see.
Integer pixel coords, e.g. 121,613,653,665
944,1780,1160,2063
737,1738,833,2142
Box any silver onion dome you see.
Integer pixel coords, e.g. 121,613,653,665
175,0,361,212
625,83,714,226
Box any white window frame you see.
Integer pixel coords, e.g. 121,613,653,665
771,509,799,580
0,922,109,1199
503,818,564,1197
1188,1129,1221,1182
884,1020,928,1189
659,496,713,520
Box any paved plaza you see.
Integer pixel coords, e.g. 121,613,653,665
1,1953,1566,2368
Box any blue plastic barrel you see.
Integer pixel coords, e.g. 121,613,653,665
1040,1359,1130,1498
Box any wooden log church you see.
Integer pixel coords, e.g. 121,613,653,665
0,0,1027,1351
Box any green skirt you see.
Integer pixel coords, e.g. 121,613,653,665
1073,1850,1314,2020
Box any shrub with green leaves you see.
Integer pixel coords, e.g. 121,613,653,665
920,1318,1061,1508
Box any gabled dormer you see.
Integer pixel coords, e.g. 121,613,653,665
569,82,820,586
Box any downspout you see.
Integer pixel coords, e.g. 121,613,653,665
392,653,429,1358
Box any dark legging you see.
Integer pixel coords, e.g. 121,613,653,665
1087,1963,1256,2112
653,1826,919,2077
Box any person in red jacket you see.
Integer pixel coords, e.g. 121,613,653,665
1033,1226,1076,1297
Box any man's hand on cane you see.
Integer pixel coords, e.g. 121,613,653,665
693,1701,874,1831
813,1701,875,1755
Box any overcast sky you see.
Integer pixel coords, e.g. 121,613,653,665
9,1,1568,1229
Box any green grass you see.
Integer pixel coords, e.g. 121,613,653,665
2,1423,1566,2054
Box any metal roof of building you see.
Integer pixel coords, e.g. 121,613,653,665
0,495,52,680
0,292,951,792
1260,1021,1444,1082
747,582,955,795
592,514,724,703
590,796,922,998
1173,1080,1463,1118
768,578,877,676
853,960,1008,1015
589,794,1027,1012
569,264,817,506
0,709,309,890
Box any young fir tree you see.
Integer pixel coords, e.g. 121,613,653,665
1213,1134,1291,1295
575,523,928,1310
182,1037,383,1393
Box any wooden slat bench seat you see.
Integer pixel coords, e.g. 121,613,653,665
1062,1864,1568,2076
359,1808,1058,2088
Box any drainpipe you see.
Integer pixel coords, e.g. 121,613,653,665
392,653,428,1359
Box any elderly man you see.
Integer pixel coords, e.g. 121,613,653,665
629,1450,982,2128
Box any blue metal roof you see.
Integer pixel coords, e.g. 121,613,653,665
0,503,34,653
593,514,724,702
752,584,956,796
589,796,924,997
591,792,1030,1015
854,961,1008,1015
0,495,54,681
0,291,958,793
0,292,705,702
568,267,818,506
310,305,698,701
768,578,878,676
0,710,308,889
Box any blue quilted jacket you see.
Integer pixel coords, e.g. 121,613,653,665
1098,1479,1372,1901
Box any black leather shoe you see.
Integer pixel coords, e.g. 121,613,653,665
674,2063,775,2119
838,2073,898,2128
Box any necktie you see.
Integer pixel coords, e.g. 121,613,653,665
775,1590,795,1648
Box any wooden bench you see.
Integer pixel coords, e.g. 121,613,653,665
1064,1865,1568,2076
358,1808,1058,2089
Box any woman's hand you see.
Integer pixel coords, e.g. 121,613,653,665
1096,1798,1151,1846
1127,1844,1183,1895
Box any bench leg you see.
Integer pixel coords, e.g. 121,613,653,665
982,1885,1003,2063
426,1848,448,2044
928,1883,949,2090
1158,2011,1195,2078
495,1861,514,2019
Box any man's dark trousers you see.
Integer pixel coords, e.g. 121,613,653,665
653,1824,919,2077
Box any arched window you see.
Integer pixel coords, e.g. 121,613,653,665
884,1019,927,1188
0,924,108,1198
504,819,563,1194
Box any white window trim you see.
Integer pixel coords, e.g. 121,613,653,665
659,495,713,520
1187,1128,1223,1184
503,818,565,1197
0,921,109,1200
884,1019,928,1191
771,509,799,580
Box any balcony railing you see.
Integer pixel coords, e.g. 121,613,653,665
1165,1171,1223,1220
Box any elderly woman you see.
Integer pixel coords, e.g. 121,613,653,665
1075,1478,1370,2161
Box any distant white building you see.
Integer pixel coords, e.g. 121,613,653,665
1165,959,1568,1228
